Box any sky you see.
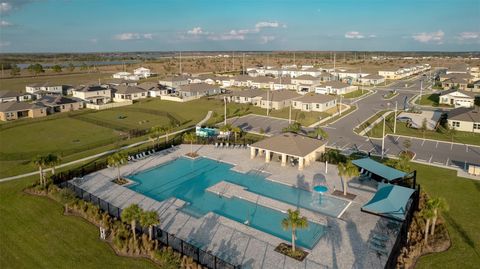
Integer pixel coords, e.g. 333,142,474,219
0,0,479,52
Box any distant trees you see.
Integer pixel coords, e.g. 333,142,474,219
27,63,45,75
52,64,62,72
67,63,75,72
10,64,20,76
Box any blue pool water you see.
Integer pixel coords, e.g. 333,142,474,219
128,157,349,249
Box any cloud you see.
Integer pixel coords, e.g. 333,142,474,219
187,27,209,36
0,20,12,27
184,21,285,42
208,31,245,41
368,34,377,38
90,38,98,44
457,32,479,40
345,31,365,39
0,2,12,13
260,35,275,44
114,33,154,41
412,30,444,44
0,0,37,14
0,41,11,47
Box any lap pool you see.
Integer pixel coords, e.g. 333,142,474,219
128,157,348,249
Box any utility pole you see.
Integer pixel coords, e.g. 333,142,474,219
293,51,296,66
179,51,182,74
289,102,292,124
232,51,235,71
394,101,398,134
333,53,336,74
242,53,245,75
266,89,270,116
420,79,423,99
339,95,343,115
381,116,386,159
224,96,227,125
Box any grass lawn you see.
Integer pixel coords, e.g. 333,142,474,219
416,94,440,107
78,109,172,131
248,106,329,126
353,110,389,134
366,113,480,146
411,162,480,268
0,73,113,92
341,89,369,99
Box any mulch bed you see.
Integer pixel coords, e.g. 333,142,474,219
331,190,357,200
185,152,199,158
112,178,129,185
274,243,308,261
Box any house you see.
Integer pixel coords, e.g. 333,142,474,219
291,75,321,86
133,67,152,78
112,72,131,79
378,69,400,80
138,82,170,97
35,95,83,114
176,83,222,98
273,77,297,91
229,89,264,105
358,74,385,85
0,101,47,121
258,90,301,110
439,89,477,108
191,74,219,85
251,76,276,89
158,76,190,87
25,82,63,94
315,81,358,95
292,94,337,112
439,73,474,90
0,91,34,102
447,107,480,133
112,85,148,102
72,85,112,105
297,67,322,77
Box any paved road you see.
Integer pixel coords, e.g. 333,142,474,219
324,76,480,168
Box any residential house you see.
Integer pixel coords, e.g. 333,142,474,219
251,76,276,89
112,86,148,102
0,91,33,102
273,77,297,91
138,82,171,97
447,107,480,133
292,94,337,112
191,74,219,85
72,85,112,104
258,90,301,110
25,82,63,94
133,67,152,78
112,72,131,79
176,83,222,98
0,101,47,121
315,81,358,95
358,74,386,85
439,89,477,108
35,95,83,114
158,76,190,87
439,73,474,90
291,75,321,86
229,89,264,105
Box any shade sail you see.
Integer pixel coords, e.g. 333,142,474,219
352,158,407,182
362,183,415,221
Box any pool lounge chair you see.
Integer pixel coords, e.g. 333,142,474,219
215,142,218,148
372,233,389,241
369,238,386,248
369,244,388,255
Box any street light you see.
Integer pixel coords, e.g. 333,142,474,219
381,116,386,159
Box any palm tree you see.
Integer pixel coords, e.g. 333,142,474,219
219,124,232,140
281,209,308,253
231,126,241,143
283,122,301,133
45,153,61,175
140,210,160,241
149,126,165,147
337,160,360,196
427,197,448,236
121,204,143,243
182,132,196,155
420,205,435,244
32,155,49,186
311,127,329,140
421,118,428,139
107,152,127,183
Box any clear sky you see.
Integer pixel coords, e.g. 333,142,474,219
0,0,479,52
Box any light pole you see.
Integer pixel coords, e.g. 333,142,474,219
394,101,398,134
381,116,386,159
339,95,343,115
289,102,292,124
224,96,227,125
266,89,270,116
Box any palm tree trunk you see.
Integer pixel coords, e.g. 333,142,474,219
117,166,121,181
190,141,193,154
343,177,348,196
149,225,153,241
52,166,56,175
424,218,430,244
291,228,296,252
431,210,438,236
131,220,137,242
39,166,43,186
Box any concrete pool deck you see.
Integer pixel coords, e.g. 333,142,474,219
70,144,400,269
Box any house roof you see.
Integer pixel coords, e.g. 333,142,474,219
296,93,336,104
26,82,61,88
159,75,190,82
74,85,109,92
0,91,29,98
361,183,415,221
35,95,81,106
293,75,319,80
251,76,275,84
448,107,480,122
321,81,350,88
0,101,42,112
230,88,264,98
251,133,325,157
177,83,219,93
440,89,477,98
352,158,407,182
112,85,147,95
259,90,301,102
363,74,384,80
137,82,159,91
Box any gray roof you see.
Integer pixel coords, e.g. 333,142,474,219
159,75,190,82
296,94,336,103
440,89,477,98
230,89,264,98
0,101,42,112
137,82,159,91
35,96,82,106
251,133,326,157
74,85,109,92
259,90,301,102
26,82,61,88
113,85,147,95
0,91,29,98
293,75,319,80
321,81,350,88
448,107,480,122
177,83,220,93
363,74,384,79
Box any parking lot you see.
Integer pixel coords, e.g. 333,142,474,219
227,114,291,136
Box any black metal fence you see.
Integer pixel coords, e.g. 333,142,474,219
384,184,421,269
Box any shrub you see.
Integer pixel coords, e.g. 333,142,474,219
151,247,182,269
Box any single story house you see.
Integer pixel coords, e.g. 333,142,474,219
315,81,358,95
138,82,171,97
447,107,479,133
159,76,190,87
35,95,83,114
358,74,386,85
292,94,337,112
72,85,112,105
0,101,47,121
440,73,474,90
258,90,301,110
229,89,264,105
112,72,131,79
439,89,477,108
133,67,152,78
0,91,34,102
25,82,63,94
176,83,222,98
191,74,219,85
291,75,321,86
112,86,148,102
250,132,326,170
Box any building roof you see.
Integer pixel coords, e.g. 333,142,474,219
361,183,415,221
251,76,275,84
35,95,81,106
440,89,477,98
296,93,336,103
363,74,384,80
0,91,29,98
177,83,219,93
320,81,350,88
74,85,110,92
352,158,407,182
448,107,480,122
112,85,147,95
137,82,159,91
0,101,42,112
230,88,264,98
293,75,318,80
26,82,61,88
159,75,190,82
251,132,326,157
259,90,301,102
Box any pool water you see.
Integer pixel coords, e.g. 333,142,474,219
128,157,348,249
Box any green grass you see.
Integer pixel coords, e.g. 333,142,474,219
248,106,329,126
353,110,389,134
341,89,368,99
411,162,480,268
382,91,398,100
366,113,480,146
78,109,172,131
0,73,113,92
416,94,440,107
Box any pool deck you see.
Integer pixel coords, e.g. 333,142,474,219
71,144,400,269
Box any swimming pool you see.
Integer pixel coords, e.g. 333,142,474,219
128,157,348,249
